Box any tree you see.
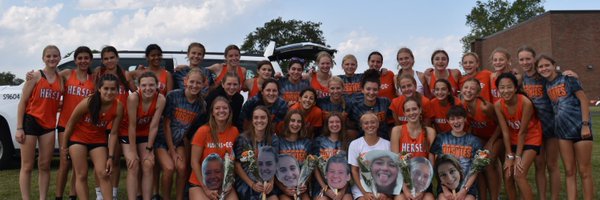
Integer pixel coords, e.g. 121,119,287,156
461,0,545,52
241,17,327,54
0,71,24,85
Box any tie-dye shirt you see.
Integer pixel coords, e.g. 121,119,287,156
339,73,364,99
523,73,555,137
156,89,206,147
240,95,289,124
348,94,393,140
545,74,589,140
234,134,280,199
278,78,310,105
278,137,312,163
430,132,483,175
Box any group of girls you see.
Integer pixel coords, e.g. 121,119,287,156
17,43,592,200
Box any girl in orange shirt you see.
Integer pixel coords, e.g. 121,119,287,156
489,48,522,103
309,51,334,98
16,45,63,200
460,52,493,102
122,72,166,200
131,44,174,95
461,78,502,200
290,88,323,136
424,50,461,98
494,73,542,200
245,60,274,99
367,51,396,101
62,74,124,200
190,96,240,200
395,47,427,96
390,96,436,200
429,79,462,133
390,74,432,126
207,45,248,91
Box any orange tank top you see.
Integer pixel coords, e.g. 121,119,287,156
152,68,169,95
214,65,246,88
120,92,159,137
70,100,118,144
499,94,542,146
389,95,432,125
311,73,329,98
399,125,429,158
430,97,462,133
26,70,62,129
490,74,501,103
248,78,260,99
465,99,497,140
379,71,396,100
430,69,459,96
59,70,95,127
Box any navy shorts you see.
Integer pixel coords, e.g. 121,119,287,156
511,145,541,155
23,114,54,136
68,140,107,151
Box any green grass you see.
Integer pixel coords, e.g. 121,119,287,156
2,115,600,199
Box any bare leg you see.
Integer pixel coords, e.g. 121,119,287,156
121,143,140,200
90,147,113,200
545,138,561,200
37,132,55,200
19,135,38,200
70,144,90,200
156,148,175,200
574,140,594,200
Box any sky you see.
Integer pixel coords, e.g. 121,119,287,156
0,0,598,78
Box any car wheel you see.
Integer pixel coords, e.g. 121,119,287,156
0,131,15,169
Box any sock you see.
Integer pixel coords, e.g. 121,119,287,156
95,187,103,200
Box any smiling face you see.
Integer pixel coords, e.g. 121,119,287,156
252,109,269,133
368,54,383,70
399,78,416,97
288,63,304,81
403,100,422,123
188,46,205,67
492,52,509,72
43,47,61,69
498,78,516,101
261,82,279,105
536,58,557,79
146,49,162,68
342,58,357,75
397,52,414,69
258,64,274,79
432,52,448,71
410,160,433,192
371,156,399,188
460,80,479,102
102,51,119,70
434,81,450,100
362,81,379,103
328,80,344,100
258,148,276,180
99,80,118,102
518,51,535,73
287,113,303,135
327,115,342,134
203,160,224,190
461,54,479,75
360,114,379,136
318,56,333,74
326,162,351,189
185,72,204,96
212,100,230,122
276,156,300,187
222,76,240,96
448,115,466,133
437,162,461,190
75,52,91,71
225,48,241,67
139,77,158,98
300,90,316,110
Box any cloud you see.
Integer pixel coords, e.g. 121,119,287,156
77,0,159,10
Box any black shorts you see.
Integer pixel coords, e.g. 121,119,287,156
570,136,594,143
68,140,107,151
23,114,54,136
511,145,541,155
56,126,65,133
119,136,149,144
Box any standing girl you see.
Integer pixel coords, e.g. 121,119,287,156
278,58,310,106
367,51,396,101
338,54,363,99
536,55,594,200
173,42,213,92
122,72,166,200
189,97,240,200
429,79,462,133
395,47,427,96
493,73,542,200
276,110,313,200
461,78,502,200
206,73,244,130
424,50,461,97
62,74,124,200
489,48,521,103
246,60,274,99
155,68,207,200
234,106,279,200
55,46,95,200
309,51,334,98
16,45,63,200
207,45,248,91
347,69,393,140
390,74,432,126
390,97,436,200
460,52,493,102
138,44,173,95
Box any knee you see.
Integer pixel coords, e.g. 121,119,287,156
142,160,154,173
37,160,51,171
162,165,175,175
564,167,576,177
175,163,186,174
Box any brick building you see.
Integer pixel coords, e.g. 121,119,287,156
472,10,600,101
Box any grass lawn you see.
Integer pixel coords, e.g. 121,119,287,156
1,113,600,199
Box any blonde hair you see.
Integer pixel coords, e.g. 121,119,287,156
341,54,357,65
42,45,60,58
316,51,333,64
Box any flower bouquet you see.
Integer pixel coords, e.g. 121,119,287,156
219,153,235,200
357,154,378,198
398,152,415,196
296,154,318,200
459,149,491,193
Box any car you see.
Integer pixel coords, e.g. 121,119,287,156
0,41,335,168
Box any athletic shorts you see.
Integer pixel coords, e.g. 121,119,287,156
511,145,541,155
23,114,54,136
68,140,107,151
119,136,149,144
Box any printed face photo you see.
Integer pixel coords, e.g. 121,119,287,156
258,146,277,181
202,158,224,190
276,155,300,187
325,162,351,189
409,157,433,193
365,150,402,195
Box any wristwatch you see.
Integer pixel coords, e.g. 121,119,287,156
582,121,590,126
146,146,153,151
506,154,515,160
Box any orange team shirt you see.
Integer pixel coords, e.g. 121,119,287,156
429,98,462,133
151,68,169,95
290,103,324,128
311,73,329,98
59,71,94,127
121,92,159,137
459,70,492,102
465,99,497,141
248,78,260,99
398,125,429,158
26,70,62,129
429,69,459,96
70,100,118,144
490,74,501,103
499,94,542,146
214,65,246,90
189,125,240,186
379,71,396,101
389,95,433,125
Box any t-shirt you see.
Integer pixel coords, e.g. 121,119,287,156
498,95,543,146
430,132,482,175
278,137,312,163
311,73,329,98
429,98,462,133
240,95,289,124
523,73,554,136
188,125,239,186
317,97,350,123
290,103,324,129
278,78,310,105
348,95,393,139
389,95,432,125
545,75,587,140
158,89,206,146
339,73,364,99
173,67,213,95
311,135,344,160
347,137,390,198
397,125,429,158
379,71,397,101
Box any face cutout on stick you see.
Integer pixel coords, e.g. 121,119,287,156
258,146,277,181
409,157,433,193
276,154,300,187
202,153,224,190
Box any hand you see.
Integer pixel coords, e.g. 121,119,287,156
202,186,219,200
25,70,34,81
362,192,376,200
562,70,579,78
514,156,524,175
175,65,189,72
297,184,307,194
169,148,182,161
410,192,424,200
455,187,468,200
274,72,283,80
105,159,113,175
126,154,139,169
15,129,25,144
264,181,274,194
251,182,265,193
60,147,69,160
378,194,393,200
283,187,296,196
582,126,592,139
137,64,146,71
380,68,389,75
503,159,514,178
142,151,155,164
424,68,433,76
